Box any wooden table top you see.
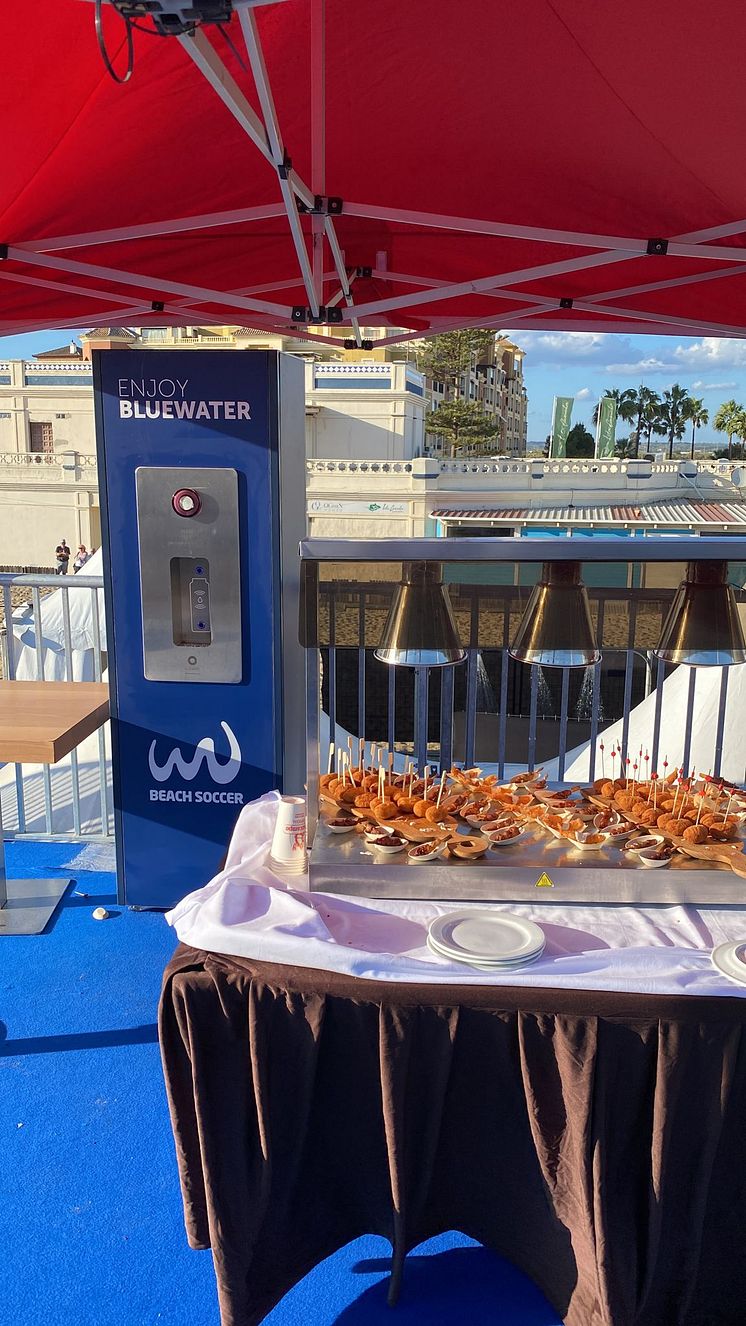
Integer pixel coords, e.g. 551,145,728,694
0,682,109,764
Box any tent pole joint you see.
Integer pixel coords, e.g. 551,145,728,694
647,238,669,256
297,195,344,216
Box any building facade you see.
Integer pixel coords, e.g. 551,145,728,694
0,332,426,563
423,334,528,457
305,454,746,538
499,340,528,454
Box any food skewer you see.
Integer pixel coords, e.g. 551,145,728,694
327,741,335,776
436,771,447,808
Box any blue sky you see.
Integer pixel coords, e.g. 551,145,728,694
3,326,746,448
502,329,746,445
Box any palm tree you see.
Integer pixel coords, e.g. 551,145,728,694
591,388,637,428
684,397,709,460
639,392,666,454
713,399,744,460
660,384,691,458
621,384,661,457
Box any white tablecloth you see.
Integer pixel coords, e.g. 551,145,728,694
166,792,746,996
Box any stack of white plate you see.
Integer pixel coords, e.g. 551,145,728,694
427,910,545,972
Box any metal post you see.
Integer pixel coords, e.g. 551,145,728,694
62,587,82,837
32,587,54,835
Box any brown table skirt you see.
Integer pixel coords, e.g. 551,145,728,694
159,943,746,1326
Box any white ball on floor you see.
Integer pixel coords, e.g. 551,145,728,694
92,907,109,921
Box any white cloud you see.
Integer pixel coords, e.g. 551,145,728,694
504,331,618,362
574,387,594,400
690,379,738,392
603,357,677,375
674,338,746,368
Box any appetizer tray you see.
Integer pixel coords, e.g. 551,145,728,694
310,762,746,903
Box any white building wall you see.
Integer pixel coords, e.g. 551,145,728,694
0,479,99,567
0,363,95,456
304,361,425,461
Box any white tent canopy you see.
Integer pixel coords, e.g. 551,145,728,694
545,664,746,786
11,550,106,682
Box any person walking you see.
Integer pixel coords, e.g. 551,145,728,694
73,544,89,572
55,538,71,575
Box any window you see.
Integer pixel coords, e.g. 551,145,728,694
29,421,53,453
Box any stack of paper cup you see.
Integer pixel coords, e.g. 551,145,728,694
267,795,308,876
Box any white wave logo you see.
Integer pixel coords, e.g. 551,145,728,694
148,721,241,785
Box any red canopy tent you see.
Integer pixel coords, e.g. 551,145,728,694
3,0,746,346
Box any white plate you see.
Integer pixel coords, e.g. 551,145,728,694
426,935,545,971
711,942,746,986
429,910,545,964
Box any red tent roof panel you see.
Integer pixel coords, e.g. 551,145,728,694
2,1,746,342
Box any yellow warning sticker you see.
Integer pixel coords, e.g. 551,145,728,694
534,872,554,888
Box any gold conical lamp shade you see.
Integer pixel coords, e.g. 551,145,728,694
655,561,746,667
374,561,466,667
509,561,601,668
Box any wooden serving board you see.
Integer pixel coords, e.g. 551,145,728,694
389,817,451,843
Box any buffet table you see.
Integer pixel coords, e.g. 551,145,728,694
159,795,746,1326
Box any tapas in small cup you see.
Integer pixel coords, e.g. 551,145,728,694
568,830,610,852
465,806,501,828
480,814,517,834
446,833,489,859
625,833,664,855
368,833,408,855
407,840,447,864
637,843,677,868
326,815,358,834
487,823,526,847
363,822,395,841
606,820,635,841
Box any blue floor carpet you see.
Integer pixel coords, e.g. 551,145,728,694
0,841,562,1326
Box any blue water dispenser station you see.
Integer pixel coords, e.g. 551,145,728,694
94,350,306,908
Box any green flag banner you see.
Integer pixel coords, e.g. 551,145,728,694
595,395,618,458
550,396,573,457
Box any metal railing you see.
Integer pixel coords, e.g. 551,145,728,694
307,456,738,479
0,571,111,843
318,642,737,785
304,535,746,789
0,452,98,481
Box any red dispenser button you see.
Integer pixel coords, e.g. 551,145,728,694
172,488,201,517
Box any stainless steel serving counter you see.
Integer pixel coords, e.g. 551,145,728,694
309,819,746,905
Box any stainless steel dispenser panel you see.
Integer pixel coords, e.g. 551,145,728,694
135,466,241,682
